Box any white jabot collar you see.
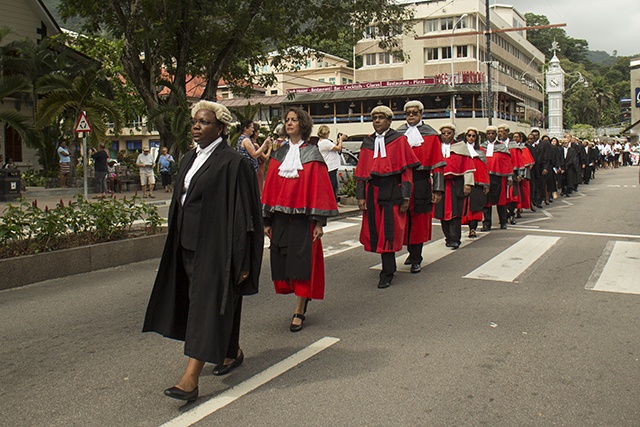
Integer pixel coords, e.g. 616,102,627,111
467,143,479,158
278,140,304,178
405,122,423,147
374,132,388,159
441,142,451,158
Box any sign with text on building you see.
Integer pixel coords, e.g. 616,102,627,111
636,87,640,107
286,72,486,94
74,111,92,133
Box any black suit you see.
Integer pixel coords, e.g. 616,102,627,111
144,141,264,364
559,146,579,195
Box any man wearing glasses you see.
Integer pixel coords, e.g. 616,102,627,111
355,106,420,289
395,100,446,273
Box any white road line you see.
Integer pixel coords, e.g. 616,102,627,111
464,235,560,282
542,210,553,218
160,337,340,427
586,241,640,295
511,217,546,225
324,239,361,258
369,233,487,272
506,227,640,240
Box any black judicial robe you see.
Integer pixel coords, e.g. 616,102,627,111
143,141,263,365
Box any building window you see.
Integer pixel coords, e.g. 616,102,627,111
319,78,325,83
365,26,377,39
425,47,439,61
365,53,377,66
306,60,311,69
329,77,336,84
342,78,347,84
348,79,353,83
317,61,323,68
393,52,403,63
270,90,278,95
379,52,391,64
441,46,452,59
441,17,454,31
261,65,269,73
424,19,438,33
456,45,468,58
455,15,468,29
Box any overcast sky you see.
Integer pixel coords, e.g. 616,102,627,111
507,0,639,57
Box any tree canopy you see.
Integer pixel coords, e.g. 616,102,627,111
57,0,412,153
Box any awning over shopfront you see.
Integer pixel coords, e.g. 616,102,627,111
220,95,287,108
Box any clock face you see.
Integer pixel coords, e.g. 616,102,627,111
549,78,558,87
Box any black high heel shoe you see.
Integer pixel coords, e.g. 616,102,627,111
290,299,311,332
212,350,244,376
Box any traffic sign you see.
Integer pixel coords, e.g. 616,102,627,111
74,111,92,133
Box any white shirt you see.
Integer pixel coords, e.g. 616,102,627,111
137,152,155,172
181,137,222,205
317,138,341,172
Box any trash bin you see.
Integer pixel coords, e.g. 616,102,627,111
0,168,21,201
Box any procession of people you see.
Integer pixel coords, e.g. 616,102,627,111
142,99,632,403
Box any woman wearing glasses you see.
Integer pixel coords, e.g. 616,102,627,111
461,128,489,238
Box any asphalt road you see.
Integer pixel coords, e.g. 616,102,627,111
1,166,639,427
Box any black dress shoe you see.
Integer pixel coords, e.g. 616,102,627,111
500,224,508,230
534,203,542,208
403,256,412,265
164,386,198,402
212,350,244,375
410,263,421,273
289,313,305,332
377,279,391,289
480,226,491,232
450,242,460,250
509,216,516,225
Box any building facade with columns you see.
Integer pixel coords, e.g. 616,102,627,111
622,58,640,143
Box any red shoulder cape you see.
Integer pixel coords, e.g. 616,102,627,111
355,134,420,180
413,135,447,170
262,154,337,215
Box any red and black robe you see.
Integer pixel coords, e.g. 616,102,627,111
396,122,447,245
355,129,420,253
433,141,475,221
262,143,338,300
463,149,490,223
479,140,514,206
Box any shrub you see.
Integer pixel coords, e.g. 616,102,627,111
0,194,163,259
338,170,357,198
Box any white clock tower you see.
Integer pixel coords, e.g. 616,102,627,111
546,50,565,138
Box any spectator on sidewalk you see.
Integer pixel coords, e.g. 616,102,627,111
57,139,71,188
136,147,156,198
157,147,175,193
90,144,109,198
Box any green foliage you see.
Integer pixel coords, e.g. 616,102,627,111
57,0,412,151
571,124,596,140
22,170,57,187
0,195,163,258
338,170,357,198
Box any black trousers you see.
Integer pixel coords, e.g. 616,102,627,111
483,205,507,228
441,217,462,245
380,252,396,282
407,243,423,264
182,247,242,360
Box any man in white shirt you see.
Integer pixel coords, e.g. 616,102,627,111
136,147,156,198
316,125,344,203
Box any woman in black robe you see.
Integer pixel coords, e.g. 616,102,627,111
143,101,264,402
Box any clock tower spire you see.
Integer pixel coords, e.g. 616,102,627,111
546,47,565,138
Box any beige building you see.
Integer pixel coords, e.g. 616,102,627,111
280,0,547,137
1,0,60,167
623,58,640,143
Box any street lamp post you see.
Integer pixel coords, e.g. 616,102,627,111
450,13,468,126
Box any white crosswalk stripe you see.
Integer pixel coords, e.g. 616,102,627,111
586,241,640,295
369,233,488,272
464,235,560,282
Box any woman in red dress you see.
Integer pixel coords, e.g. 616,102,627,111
262,108,338,332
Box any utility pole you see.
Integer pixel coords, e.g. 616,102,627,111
485,0,493,125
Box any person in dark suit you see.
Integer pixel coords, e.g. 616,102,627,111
559,138,579,196
143,101,264,402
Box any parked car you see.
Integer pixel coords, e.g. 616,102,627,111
337,149,358,196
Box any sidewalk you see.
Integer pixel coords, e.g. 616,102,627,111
0,187,361,219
